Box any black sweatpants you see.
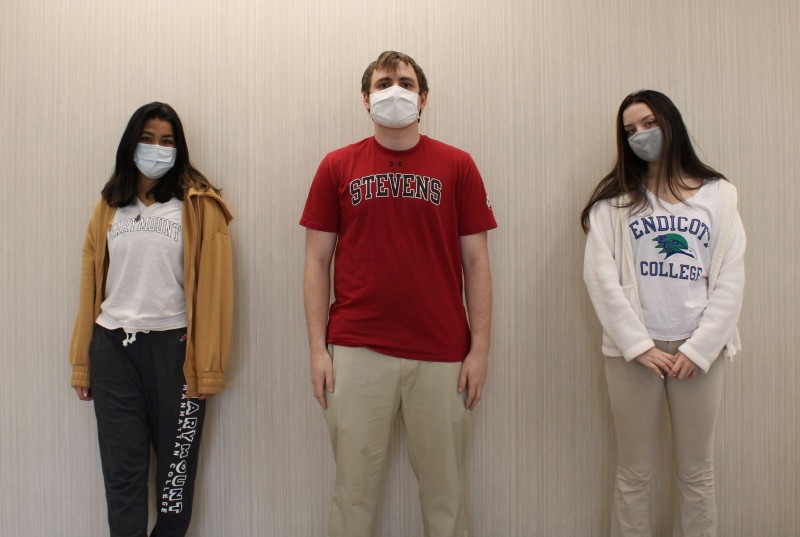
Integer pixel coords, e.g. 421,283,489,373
90,325,206,537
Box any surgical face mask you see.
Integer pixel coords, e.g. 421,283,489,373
627,127,663,162
134,143,177,179
368,86,420,128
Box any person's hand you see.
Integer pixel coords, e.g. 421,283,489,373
310,347,334,409
634,347,676,378
458,351,488,410
74,387,92,401
669,352,699,380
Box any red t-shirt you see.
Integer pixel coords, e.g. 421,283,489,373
300,135,497,362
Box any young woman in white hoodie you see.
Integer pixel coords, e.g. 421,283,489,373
581,90,745,537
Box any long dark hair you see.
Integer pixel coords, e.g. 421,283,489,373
102,102,219,207
580,90,725,232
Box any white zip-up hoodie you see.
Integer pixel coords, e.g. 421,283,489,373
583,180,745,372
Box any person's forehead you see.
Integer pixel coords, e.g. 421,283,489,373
622,103,653,123
142,118,174,132
371,62,417,83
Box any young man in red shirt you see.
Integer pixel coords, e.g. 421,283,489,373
301,50,496,537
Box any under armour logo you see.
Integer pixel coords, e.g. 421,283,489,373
389,161,403,167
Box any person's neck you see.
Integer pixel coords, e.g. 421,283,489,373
373,123,421,151
645,165,702,201
644,161,663,192
136,176,156,206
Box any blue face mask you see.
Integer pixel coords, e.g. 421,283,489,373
134,143,177,179
628,127,663,162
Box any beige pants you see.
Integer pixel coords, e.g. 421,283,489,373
324,345,469,537
605,340,725,537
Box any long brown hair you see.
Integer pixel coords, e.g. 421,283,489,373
580,90,725,232
102,102,220,207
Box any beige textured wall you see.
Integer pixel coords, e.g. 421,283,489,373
1,0,797,535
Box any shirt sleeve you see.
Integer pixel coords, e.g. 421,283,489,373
70,201,103,388
679,207,746,372
457,155,497,236
583,202,654,361
192,198,234,395
300,156,340,232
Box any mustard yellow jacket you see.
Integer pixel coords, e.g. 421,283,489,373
69,188,234,397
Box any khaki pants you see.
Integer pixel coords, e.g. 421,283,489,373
605,340,725,537
324,345,469,537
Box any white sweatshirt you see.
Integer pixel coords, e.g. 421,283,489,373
583,180,745,372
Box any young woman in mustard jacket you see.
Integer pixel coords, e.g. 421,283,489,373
70,102,233,537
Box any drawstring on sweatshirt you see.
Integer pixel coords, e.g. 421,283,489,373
122,332,137,346
122,330,149,347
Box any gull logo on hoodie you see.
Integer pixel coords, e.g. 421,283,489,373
653,233,696,259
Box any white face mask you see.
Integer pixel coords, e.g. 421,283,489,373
627,127,663,162
368,86,420,129
134,143,177,179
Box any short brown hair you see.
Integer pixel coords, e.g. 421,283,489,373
361,51,429,95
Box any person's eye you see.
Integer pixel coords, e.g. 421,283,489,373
162,140,173,145
646,120,657,128
625,130,635,137
140,136,151,142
